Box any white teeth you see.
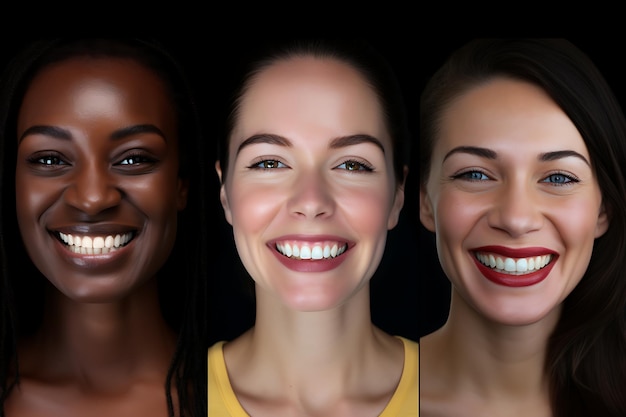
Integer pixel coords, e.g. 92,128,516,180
276,242,347,260
58,232,133,255
476,252,553,275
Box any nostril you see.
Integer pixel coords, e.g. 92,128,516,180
62,181,122,215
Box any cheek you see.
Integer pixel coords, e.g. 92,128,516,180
338,187,391,235
554,197,603,249
15,172,58,231
228,184,281,236
434,188,487,249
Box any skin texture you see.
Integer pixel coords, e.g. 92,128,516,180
419,78,608,416
6,57,187,416
215,56,406,416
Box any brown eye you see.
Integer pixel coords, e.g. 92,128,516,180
117,154,156,166
335,159,374,172
28,153,68,166
250,159,287,169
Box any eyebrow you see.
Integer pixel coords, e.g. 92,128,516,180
539,150,590,166
443,146,590,166
236,133,385,156
19,124,167,143
442,146,497,162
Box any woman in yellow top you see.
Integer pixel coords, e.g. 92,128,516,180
209,39,418,416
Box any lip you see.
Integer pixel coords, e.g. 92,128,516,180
471,245,558,258
470,245,559,287
268,234,354,273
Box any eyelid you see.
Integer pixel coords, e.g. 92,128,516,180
247,157,289,170
26,151,70,167
450,168,492,181
334,158,374,172
540,171,580,186
114,151,158,166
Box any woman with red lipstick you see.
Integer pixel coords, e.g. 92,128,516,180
0,38,209,416
419,38,626,416
208,39,418,416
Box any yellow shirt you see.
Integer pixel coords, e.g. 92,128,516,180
208,336,418,416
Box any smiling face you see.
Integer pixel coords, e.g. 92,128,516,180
420,77,609,325
217,56,404,312
15,57,188,302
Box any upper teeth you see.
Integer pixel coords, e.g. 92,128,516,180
58,232,133,254
276,241,347,260
476,252,553,275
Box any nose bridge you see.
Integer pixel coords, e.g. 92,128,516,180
288,167,334,218
64,159,120,214
490,175,543,237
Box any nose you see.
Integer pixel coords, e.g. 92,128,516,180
63,161,122,215
287,171,334,219
487,180,543,238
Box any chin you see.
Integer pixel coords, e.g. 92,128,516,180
480,302,561,327
281,290,350,312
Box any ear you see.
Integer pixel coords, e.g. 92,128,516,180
177,178,189,211
387,166,407,230
420,184,436,232
215,160,233,225
594,202,610,238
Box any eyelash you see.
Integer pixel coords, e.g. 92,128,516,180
540,171,580,186
27,152,68,167
451,169,580,186
115,152,157,166
248,158,374,172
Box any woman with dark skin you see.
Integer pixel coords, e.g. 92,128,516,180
419,38,626,417
209,39,417,417
0,38,208,417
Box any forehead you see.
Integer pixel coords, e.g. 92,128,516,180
233,56,388,142
438,77,587,155
18,56,174,126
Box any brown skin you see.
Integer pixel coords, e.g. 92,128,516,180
5,57,188,416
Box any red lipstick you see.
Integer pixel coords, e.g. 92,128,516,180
471,246,558,287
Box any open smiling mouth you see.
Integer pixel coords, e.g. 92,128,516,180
275,241,348,260
474,252,554,275
55,232,136,254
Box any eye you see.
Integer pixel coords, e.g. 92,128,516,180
27,153,69,167
335,159,374,172
541,172,579,186
452,170,490,181
117,153,156,166
249,159,288,169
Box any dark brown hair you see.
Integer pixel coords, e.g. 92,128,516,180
420,38,626,417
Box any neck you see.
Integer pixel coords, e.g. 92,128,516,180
19,279,177,391
426,289,559,399
224,283,403,404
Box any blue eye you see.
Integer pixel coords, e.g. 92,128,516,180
453,170,489,181
541,173,577,185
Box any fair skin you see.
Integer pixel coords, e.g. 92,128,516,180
216,56,406,417
419,78,609,417
6,57,187,417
